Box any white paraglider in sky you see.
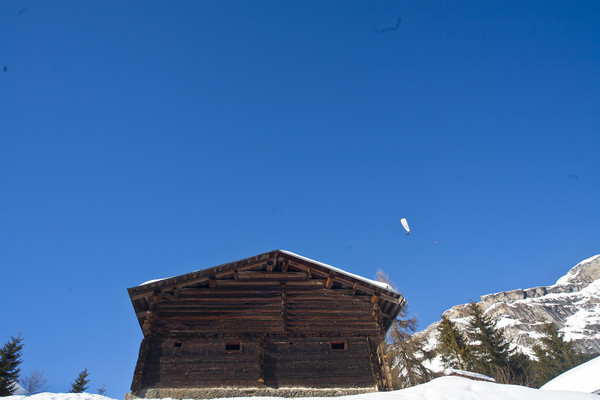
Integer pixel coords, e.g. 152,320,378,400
400,218,410,235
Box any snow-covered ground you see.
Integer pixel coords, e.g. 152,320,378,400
541,355,600,394
5,377,599,400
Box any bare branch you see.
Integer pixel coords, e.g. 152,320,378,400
20,371,47,394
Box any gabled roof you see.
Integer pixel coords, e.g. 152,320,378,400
128,250,406,332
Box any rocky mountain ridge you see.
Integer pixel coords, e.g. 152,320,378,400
418,254,600,358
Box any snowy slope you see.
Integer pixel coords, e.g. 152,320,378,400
4,377,599,400
417,254,600,358
540,355,600,394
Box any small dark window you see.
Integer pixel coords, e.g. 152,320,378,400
224,341,242,353
331,341,347,350
174,342,182,348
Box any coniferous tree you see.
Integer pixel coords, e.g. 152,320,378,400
466,301,511,377
437,315,472,370
506,351,536,387
465,302,534,385
375,270,434,389
69,369,89,393
0,335,24,396
532,322,587,386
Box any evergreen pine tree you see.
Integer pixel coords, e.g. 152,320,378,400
437,315,472,370
0,335,24,396
465,302,533,385
532,322,587,386
506,351,536,387
466,302,511,377
69,369,89,393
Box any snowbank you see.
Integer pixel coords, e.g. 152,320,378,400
5,377,599,400
540,355,600,394
5,394,110,400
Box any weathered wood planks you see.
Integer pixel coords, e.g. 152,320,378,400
128,251,404,397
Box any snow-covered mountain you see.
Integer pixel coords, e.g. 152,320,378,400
418,254,600,358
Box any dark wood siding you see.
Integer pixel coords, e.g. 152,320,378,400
141,338,261,388
128,252,402,395
138,337,376,389
263,338,376,388
145,276,382,338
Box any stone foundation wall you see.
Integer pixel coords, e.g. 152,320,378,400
125,386,377,399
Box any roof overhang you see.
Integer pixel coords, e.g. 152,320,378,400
128,250,406,333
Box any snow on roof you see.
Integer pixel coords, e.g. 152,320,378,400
540,355,600,394
279,250,398,293
140,277,172,286
137,250,400,295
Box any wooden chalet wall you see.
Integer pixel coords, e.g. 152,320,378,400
128,251,404,398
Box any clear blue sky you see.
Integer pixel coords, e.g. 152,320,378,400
1,1,599,397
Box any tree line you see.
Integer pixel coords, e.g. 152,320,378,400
0,335,101,396
383,300,593,389
376,270,594,390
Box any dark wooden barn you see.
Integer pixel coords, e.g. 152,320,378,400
127,250,405,399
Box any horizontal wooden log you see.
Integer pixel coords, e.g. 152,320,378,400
157,303,282,311
284,279,326,287
285,296,368,303
290,322,378,330
155,304,373,315
152,319,284,326
213,280,282,287
154,319,280,327
286,259,402,302
286,302,371,309
153,318,378,329
286,317,377,325
156,364,259,373
149,381,262,388
286,324,379,331
178,288,283,296
129,258,277,299
159,313,283,321
157,331,383,340
158,302,282,310
236,271,308,280
264,370,373,379
155,323,285,331
287,297,371,304
165,296,281,303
